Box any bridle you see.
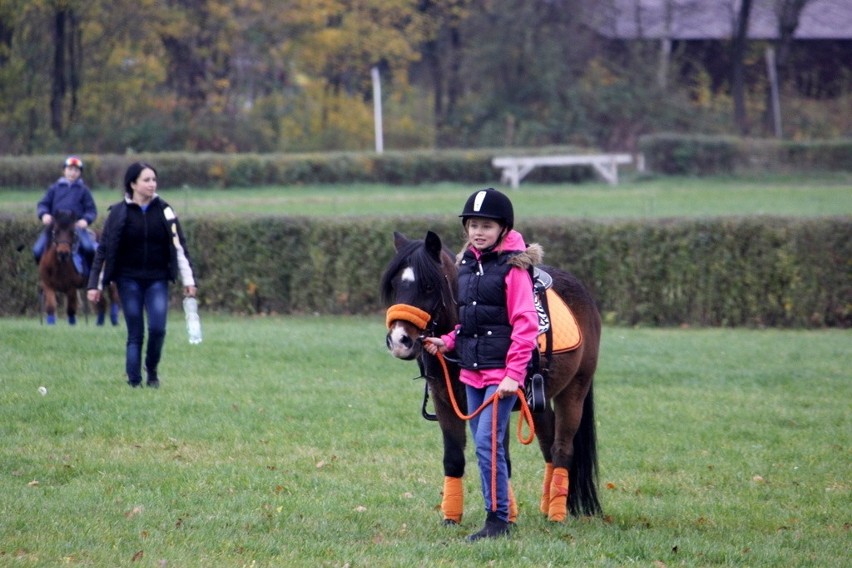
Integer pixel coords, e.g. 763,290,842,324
385,269,456,340
385,302,432,333
51,223,77,252
385,263,456,421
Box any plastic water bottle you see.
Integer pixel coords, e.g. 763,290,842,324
183,297,202,344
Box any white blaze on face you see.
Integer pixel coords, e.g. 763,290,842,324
387,265,418,358
388,321,414,358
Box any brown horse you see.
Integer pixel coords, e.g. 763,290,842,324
38,210,119,326
381,230,601,525
39,211,85,325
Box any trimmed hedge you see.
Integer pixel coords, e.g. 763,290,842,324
639,134,852,175
3,138,848,189
0,147,595,190
2,215,848,327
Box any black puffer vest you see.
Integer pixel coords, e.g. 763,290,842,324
87,197,187,289
455,249,515,370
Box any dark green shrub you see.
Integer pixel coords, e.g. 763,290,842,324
2,215,848,327
640,134,852,175
0,146,611,190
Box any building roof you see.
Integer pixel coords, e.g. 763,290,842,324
584,0,852,40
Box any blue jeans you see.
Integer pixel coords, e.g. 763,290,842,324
466,384,517,522
116,278,169,384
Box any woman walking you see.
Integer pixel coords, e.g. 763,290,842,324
87,162,197,388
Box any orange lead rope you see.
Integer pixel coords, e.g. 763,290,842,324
434,350,535,444
433,350,535,512
386,304,535,513
386,303,533,441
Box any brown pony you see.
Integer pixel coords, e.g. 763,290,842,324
38,210,85,325
381,230,601,525
38,210,119,325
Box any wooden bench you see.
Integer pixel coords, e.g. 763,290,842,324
492,154,634,188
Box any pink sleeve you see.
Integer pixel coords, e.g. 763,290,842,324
440,325,459,352
503,267,539,385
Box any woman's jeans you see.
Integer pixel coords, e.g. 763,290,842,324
116,278,169,384
466,384,517,522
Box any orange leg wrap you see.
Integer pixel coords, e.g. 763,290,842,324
540,463,554,514
548,467,569,522
442,476,464,524
508,482,518,524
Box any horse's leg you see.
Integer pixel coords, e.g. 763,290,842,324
109,283,120,326
430,380,467,525
533,405,557,514
67,289,78,325
43,286,58,325
97,302,106,325
546,373,594,521
95,294,106,326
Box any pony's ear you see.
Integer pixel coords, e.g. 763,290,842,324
393,231,410,252
424,231,443,261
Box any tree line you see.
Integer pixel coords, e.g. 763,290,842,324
0,0,848,156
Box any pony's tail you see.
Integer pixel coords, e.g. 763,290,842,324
568,382,602,516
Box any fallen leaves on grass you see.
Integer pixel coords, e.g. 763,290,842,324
125,506,144,518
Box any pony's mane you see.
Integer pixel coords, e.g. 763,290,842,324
53,209,76,228
380,238,452,305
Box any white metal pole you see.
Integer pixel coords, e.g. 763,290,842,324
371,66,384,153
765,46,782,138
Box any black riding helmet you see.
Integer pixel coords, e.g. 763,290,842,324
459,187,514,230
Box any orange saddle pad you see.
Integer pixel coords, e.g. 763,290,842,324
537,288,582,354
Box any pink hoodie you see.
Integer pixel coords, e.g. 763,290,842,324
440,229,539,389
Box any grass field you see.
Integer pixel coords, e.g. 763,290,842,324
1,316,848,566
2,173,852,219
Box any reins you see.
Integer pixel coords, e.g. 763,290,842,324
431,349,535,447
387,303,536,512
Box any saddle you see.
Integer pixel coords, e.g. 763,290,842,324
523,267,583,413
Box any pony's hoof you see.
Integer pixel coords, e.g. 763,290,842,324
96,314,105,326
68,315,76,326
46,315,56,325
441,519,459,526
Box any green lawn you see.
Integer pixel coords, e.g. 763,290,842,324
2,173,850,565
1,316,848,566
3,173,851,219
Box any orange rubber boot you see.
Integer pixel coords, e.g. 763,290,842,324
508,483,518,524
442,476,464,524
548,467,569,522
